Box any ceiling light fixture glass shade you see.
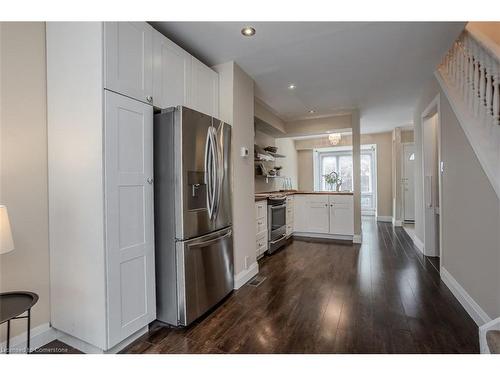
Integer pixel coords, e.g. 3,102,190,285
288,84,296,90
241,27,256,37
328,133,342,146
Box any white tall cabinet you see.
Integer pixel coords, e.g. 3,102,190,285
47,22,156,352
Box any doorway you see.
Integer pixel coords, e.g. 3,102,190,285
421,95,442,261
402,142,415,222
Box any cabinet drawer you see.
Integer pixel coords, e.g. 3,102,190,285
329,195,353,205
286,224,293,236
256,232,268,255
256,216,267,235
286,196,294,205
255,201,266,220
286,206,293,223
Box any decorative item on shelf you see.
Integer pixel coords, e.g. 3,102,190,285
264,146,278,153
275,166,282,176
268,169,276,176
323,171,343,192
328,133,342,146
255,162,268,176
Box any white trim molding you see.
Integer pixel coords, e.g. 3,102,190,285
352,234,362,244
413,235,425,254
234,261,259,289
56,325,148,354
376,215,392,222
441,267,491,327
293,232,357,243
0,323,59,354
479,316,500,354
392,218,403,227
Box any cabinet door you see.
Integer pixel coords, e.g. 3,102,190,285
105,22,153,105
294,195,329,234
105,91,155,348
329,195,354,235
190,57,219,117
153,31,191,109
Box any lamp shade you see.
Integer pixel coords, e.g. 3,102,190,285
0,205,14,254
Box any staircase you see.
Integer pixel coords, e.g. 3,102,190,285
435,24,500,198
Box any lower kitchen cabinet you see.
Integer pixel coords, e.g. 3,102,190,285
293,194,354,238
255,201,268,257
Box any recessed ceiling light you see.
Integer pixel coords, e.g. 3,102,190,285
288,84,296,90
241,26,256,37
309,109,315,114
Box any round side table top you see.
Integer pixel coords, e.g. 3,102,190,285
0,291,39,324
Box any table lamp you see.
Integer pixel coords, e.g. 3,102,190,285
0,205,14,254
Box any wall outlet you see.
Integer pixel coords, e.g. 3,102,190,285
244,256,249,270
240,147,249,158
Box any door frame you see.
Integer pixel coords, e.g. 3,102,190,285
401,142,415,222
420,93,443,262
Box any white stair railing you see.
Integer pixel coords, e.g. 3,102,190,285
436,25,500,198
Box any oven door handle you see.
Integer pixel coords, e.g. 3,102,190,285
269,234,287,245
270,204,286,210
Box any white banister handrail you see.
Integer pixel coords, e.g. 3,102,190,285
436,25,500,199
465,24,500,63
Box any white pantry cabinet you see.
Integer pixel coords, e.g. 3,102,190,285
47,22,155,352
104,91,156,346
293,194,354,238
105,22,154,105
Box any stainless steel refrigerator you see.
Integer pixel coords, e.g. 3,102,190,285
154,106,233,326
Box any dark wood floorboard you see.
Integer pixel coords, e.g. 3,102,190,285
40,218,479,354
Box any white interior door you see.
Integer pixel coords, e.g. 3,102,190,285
402,143,415,221
105,90,155,348
105,22,153,105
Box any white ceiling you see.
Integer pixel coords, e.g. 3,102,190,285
150,22,465,133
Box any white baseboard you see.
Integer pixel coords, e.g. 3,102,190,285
392,218,403,227
353,234,362,244
57,325,148,354
479,316,500,354
376,216,392,222
293,232,355,242
413,235,425,254
234,261,259,289
441,267,491,327
0,323,59,354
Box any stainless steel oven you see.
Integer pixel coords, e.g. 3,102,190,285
267,196,287,253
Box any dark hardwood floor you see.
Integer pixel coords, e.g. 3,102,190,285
41,218,480,354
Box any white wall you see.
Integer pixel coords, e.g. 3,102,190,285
275,138,298,190
213,61,258,283
414,77,500,319
0,22,50,341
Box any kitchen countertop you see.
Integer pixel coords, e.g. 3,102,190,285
255,190,354,201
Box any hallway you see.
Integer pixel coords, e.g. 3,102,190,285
113,217,479,354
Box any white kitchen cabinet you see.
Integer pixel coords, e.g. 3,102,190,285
191,57,219,118
104,91,156,347
105,22,154,105
294,195,330,234
152,30,192,109
47,22,155,353
294,194,354,238
329,195,354,236
255,200,268,257
286,196,294,236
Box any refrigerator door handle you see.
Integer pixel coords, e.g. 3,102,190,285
205,127,215,218
214,121,224,220
188,229,232,248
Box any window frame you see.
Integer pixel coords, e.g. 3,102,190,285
313,144,377,215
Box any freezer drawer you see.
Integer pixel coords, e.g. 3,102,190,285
176,226,234,325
